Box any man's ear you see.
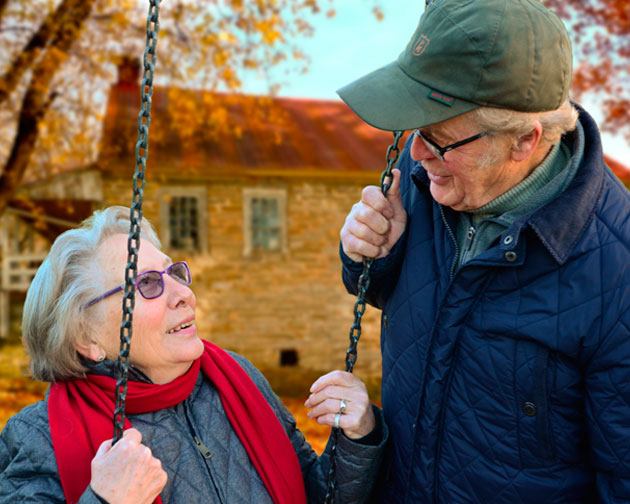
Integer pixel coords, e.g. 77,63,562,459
511,121,543,162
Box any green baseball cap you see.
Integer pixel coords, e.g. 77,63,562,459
337,0,572,131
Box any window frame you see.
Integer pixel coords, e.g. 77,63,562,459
158,186,208,254
242,187,287,256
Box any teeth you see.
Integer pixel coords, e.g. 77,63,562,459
167,321,192,334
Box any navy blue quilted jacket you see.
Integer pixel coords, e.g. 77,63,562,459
341,106,630,503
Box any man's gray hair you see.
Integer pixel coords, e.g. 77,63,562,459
473,99,579,146
22,206,161,382
472,100,579,168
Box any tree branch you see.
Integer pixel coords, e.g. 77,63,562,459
0,0,9,21
0,0,95,215
0,0,91,107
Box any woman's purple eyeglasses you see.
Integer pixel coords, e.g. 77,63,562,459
83,261,192,309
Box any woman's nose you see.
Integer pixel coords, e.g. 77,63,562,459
165,275,195,308
410,132,437,162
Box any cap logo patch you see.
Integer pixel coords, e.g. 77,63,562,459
427,90,454,106
413,34,431,56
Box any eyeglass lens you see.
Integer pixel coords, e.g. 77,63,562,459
136,262,191,299
168,262,191,284
416,130,444,161
425,142,443,161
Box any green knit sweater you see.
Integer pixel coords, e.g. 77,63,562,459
454,139,578,270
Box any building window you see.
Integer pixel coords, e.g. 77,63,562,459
159,187,207,253
251,197,281,251
243,188,287,256
169,197,199,250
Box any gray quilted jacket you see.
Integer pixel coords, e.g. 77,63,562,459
0,352,387,503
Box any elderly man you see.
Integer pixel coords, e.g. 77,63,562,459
338,0,630,502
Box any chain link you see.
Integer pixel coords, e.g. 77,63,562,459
113,0,160,444
324,130,404,502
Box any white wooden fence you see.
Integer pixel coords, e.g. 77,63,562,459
0,213,50,339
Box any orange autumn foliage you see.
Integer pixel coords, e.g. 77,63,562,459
0,0,384,216
543,0,630,139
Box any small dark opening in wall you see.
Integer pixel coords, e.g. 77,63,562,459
280,349,299,367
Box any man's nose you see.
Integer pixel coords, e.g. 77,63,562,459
410,133,437,162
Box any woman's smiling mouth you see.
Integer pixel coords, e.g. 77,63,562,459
166,320,194,334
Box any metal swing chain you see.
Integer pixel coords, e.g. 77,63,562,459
113,0,160,444
324,130,404,503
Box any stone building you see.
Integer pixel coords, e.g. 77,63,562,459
2,65,629,396
1,65,406,395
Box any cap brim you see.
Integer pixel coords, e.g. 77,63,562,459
337,61,479,131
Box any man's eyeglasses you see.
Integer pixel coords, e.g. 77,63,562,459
84,261,192,309
415,129,489,161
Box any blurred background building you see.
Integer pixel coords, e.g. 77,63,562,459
1,59,413,393
0,0,628,398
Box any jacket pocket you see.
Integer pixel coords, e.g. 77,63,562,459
515,340,554,466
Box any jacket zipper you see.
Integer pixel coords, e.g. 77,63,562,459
460,225,476,266
176,402,225,503
439,204,459,278
403,204,461,503
466,226,476,246
194,435,213,459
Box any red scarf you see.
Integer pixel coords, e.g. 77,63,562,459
48,340,307,504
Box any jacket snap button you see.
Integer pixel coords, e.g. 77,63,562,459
503,235,514,245
505,251,517,262
383,314,388,328
523,402,537,417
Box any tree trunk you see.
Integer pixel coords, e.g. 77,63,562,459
0,91,51,216
0,0,95,216
0,0,89,107
0,0,9,20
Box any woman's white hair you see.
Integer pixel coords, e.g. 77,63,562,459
471,99,579,168
22,206,161,382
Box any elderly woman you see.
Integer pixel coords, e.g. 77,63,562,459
0,206,387,504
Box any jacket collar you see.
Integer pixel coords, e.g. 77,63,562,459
527,105,604,264
84,357,154,384
411,104,605,265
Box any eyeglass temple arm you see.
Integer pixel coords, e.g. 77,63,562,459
443,131,489,153
84,284,125,309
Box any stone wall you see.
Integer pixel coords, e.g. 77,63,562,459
102,176,384,393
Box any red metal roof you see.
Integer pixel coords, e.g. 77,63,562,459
605,155,630,184
97,85,408,180
97,83,629,185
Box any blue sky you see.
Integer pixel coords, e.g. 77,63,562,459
240,0,629,164
241,1,419,99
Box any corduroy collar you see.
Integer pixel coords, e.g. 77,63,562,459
526,105,604,264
